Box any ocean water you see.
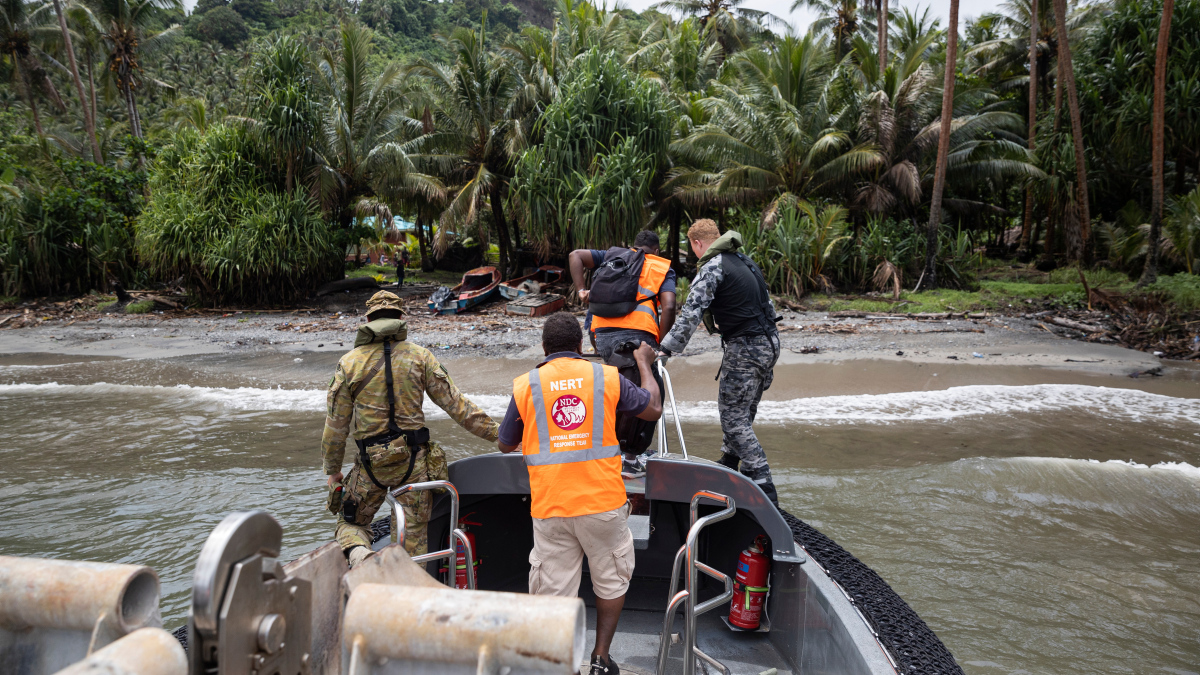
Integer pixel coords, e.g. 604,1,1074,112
0,353,1198,675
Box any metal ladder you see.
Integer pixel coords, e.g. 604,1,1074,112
656,491,737,675
385,479,476,589
655,357,689,459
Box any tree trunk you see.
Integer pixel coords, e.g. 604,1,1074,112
490,181,512,279
416,215,434,272
1019,0,1039,258
1053,0,1090,263
924,0,958,290
1053,42,1063,132
877,0,888,76
668,210,681,273
1140,0,1174,287
11,56,44,136
123,83,146,167
286,155,295,193
1173,146,1187,198
50,0,101,164
85,50,99,144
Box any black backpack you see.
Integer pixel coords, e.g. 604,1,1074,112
589,247,650,318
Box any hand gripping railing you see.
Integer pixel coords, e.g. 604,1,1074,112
656,491,737,675
655,356,688,459
384,480,476,590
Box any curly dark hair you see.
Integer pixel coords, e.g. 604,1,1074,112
634,230,660,251
542,312,583,354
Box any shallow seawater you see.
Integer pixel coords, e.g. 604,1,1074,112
0,353,1198,675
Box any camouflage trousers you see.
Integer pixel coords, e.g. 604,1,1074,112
334,439,448,557
717,333,780,485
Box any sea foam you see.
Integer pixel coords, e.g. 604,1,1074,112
2,381,1199,427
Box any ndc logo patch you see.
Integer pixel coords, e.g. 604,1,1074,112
551,394,587,431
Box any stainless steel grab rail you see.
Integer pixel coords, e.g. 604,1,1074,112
656,491,737,675
385,480,475,590
655,357,688,459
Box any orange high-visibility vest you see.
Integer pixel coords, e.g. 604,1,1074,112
514,356,624,519
591,252,672,336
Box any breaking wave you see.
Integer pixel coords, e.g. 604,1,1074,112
1,382,1199,427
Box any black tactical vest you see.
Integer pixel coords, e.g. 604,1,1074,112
710,252,776,340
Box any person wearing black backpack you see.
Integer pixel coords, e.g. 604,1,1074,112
568,230,677,479
659,219,782,507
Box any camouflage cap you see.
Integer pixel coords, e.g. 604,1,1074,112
365,290,405,316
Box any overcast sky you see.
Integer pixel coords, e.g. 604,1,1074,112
623,0,1000,33
181,0,998,30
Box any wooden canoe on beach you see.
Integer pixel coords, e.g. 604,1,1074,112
428,266,501,315
498,265,566,300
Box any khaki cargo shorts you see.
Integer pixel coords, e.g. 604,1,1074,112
529,502,635,601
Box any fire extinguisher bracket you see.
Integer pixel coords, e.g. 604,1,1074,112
720,614,772,633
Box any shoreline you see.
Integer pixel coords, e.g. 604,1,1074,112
2,297,1198,400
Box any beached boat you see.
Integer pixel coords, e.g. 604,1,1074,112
2,359,965,675
505,292,566,317
428,266,501,315
499,265,566,300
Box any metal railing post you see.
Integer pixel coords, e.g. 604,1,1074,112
656,357,688,459
655,491,736,675
385,480,474,589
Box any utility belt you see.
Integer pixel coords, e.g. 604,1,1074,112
354,426,430,490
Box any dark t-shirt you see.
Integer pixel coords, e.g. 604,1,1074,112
497,352,652,447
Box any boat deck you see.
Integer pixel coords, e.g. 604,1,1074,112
584,608,793,675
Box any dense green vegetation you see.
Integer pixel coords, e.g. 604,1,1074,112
1,0,1197,308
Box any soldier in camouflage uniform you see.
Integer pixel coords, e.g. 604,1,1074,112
322,291,499,566
659,220,782,506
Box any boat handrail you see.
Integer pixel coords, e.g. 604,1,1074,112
656,490,737,675
656,357,688,459
386,480,476,590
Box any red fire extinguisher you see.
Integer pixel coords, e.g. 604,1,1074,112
729,535,770,630
442,514,482,589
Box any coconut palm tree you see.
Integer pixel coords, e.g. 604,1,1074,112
408,20,525,278
923,0,958,290
792,0,863,60
1051,0,1090,261
313,22,427,240
1,0,66,135
44,0,100,162
1139,0,1175,286
93,0,182,141
628,16,723,108
669,32,881,226
653,0,780,55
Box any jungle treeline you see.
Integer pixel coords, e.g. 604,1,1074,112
1,0,1198,305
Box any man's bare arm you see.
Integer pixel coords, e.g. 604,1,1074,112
657,291,677,342
568,249,596,304
633,343,662,421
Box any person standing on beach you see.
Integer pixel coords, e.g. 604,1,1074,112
568,230,676,477
396,247,410,287
321,290,499,567
658,219,782,506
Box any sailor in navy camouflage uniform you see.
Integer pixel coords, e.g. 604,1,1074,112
659,219,782,506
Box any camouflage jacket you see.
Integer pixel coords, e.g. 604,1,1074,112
659,253,777,354
321,325,498,475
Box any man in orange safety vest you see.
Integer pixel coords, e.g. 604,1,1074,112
497,312,661,675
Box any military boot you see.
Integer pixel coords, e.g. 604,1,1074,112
347,545,376,568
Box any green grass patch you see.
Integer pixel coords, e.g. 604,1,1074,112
0,296,16,307
823,280,1096,314
346,264,393,279
1149,273,1200,311
125,300,155,314
95,300,118,312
